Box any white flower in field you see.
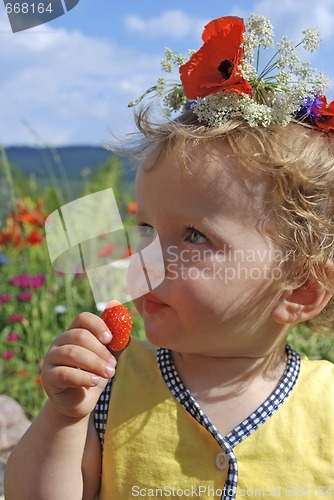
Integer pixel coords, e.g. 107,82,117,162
54,304,67,314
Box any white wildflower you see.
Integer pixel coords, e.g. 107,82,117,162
276,70,290,86
246,14,274,49
277,37,300,70
311,71,331,94
242,31,259,61
188,49,197,57
174,54,187,66
164,85,186,111
242,100,273,127
239,60,257,81
294,60,312,79
302,27,321,52
161,48,187,73
193,93,237,127
156,78,166,96
164,48,174,60
161,59,173,73
54,304,67,314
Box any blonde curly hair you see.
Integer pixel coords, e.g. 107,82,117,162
115,107,334,334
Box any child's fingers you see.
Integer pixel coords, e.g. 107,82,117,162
42,363,110,419
47,364,111,390
46,343,116,380
68,311,114,346
55,327,113,365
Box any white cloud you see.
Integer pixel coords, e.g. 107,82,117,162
125,10,207,40
253,0,334,39
0,19,161,145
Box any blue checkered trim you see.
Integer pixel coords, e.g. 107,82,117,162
157,345,300,500
94,378,113,448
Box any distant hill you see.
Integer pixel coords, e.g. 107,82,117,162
5,145,120,179
0,146,136,224
3,145,136,197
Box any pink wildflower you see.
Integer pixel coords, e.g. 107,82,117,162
17,291,33,302
8,313,26,324
31,274,45,289
2,350,15,360
8,273,45,289
0,293,11,305
9,273,30,288
7,332,20,342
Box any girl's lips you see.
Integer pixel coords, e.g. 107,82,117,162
143,293,169,313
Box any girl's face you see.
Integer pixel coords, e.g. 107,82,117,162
133,144,286,357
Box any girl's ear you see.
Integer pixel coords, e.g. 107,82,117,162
271,280,332,325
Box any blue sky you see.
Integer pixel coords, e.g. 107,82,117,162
1,0,334,146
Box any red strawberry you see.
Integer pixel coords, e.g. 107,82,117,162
101,304,132,351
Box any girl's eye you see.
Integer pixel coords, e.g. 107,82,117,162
186,227,209,244
137,224,155,238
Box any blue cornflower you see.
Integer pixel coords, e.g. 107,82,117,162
0,251,9,265
297,95,323,121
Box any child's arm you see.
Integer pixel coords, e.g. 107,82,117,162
4,312,115,500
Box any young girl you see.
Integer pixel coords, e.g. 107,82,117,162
5,14,334,500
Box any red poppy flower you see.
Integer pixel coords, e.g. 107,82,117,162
26,230,44,246
123,245,133,258
127,201,137,215
98,243,115,258
0,219,24,249
179,16,252,99
315,96,334,132
12,199,47,228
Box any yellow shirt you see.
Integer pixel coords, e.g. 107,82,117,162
97,339,334,499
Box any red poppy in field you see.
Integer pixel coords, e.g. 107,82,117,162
98,243,115,258
127,201,137,215
179,16,252,99
0,200,47,249
0,218,24,249
315,96,334,132
12,199,47,228
123,245,133,258
26,230,44,246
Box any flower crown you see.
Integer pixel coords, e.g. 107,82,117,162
129,14,334,132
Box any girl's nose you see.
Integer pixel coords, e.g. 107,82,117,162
126,231,165,299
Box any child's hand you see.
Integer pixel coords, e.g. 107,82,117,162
41,312,116,420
